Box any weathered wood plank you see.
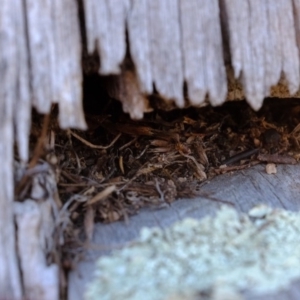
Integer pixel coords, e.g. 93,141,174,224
265,0,281,88
180,0,227,106
83,0,129,74
68,164,300,300
25,0,53,113
127,0,153,94
0,0,22,298
223,0,300,110
15,200,59,300
202,0,227,106
54,0,86,130
180,0,207,105
279,0,300,95
248,0,267,106
14,0,31,161
148,0,184,107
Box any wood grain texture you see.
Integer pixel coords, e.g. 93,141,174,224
148,0,184,107
54,0,86,130
279,0,300,95
25,0,53,113
223,0,300,110
265,0,281,88
180,0,208,105
68,164,300,300
15,200,59,300
0,0,22,297
127,0,153,94
14,0,31,162
203,0,227,106
83,0,129,74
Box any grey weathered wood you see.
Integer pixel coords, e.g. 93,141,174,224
83,0,129,74
265,0,281,88
279,0,300,95
180,0,228,107
223,0,300,110
25,0,53,114
203,0,227,106
0,1,23,298
180,0,208,105
15,200,59,300
127,0,153,94
54,0,86,130
148,0,184,107
69,164,300,300
293,0,300,51
248,0,267,105
223,0,260,109
24,0,86,130
14,0,31,161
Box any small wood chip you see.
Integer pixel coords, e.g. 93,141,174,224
266,163,277,174
85,185,116,206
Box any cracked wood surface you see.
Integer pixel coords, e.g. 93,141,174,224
68,164,300,300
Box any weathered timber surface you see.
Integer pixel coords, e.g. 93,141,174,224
0,1,23,298
14,200,59,300
83,0,300,111
24,0,86,130
222,0,300,110
84,0,129,74
180,0,227,106
68,164,300,300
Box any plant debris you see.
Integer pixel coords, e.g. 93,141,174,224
14,98,300,273
24,100,300,223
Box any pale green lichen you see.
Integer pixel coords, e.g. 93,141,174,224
85,205,300,300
